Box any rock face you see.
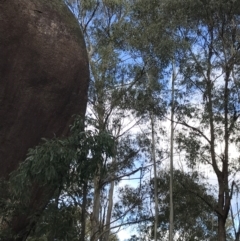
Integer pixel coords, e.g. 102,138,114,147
0,0,89,239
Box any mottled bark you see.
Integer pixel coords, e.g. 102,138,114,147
80,182,88,241
90,176,101,241
218,216,227,241
103,167,115,241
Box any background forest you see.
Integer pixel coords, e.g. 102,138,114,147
3,0,240,241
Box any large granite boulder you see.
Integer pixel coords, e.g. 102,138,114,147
0,0,89,239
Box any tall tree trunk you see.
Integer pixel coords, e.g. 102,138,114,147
103,177,115,241
80,181,88,241
146,69,159,241
218,215,226,241
91,176,101,241
169,60,175,241
151,112,158,241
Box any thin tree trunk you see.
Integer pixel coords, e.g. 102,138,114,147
146,69,159,241
103,178,115,241
80,181,88,241
91,176,101,241
103,155,117,241
169,60,175,241
151,112,158,241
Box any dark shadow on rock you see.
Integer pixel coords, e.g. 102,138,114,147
0,0,89,239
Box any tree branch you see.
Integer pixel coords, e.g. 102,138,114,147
176,120,211,144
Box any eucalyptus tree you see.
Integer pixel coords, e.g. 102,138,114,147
126,2,183,241
120,170,234,241
126,0,240,240
165,1,240,240
151,170,233,241
31,1,240,241
65,1,149,241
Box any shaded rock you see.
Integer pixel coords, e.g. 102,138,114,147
0,0,89,239
0,0,89,178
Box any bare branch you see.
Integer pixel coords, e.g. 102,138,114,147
176,120,211,144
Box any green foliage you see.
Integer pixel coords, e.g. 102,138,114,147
72,1,240,240
9,116,114,194
27,204,82,241
4,0,240,239
0,116,115,240
129,170,234,241
154,170,218,240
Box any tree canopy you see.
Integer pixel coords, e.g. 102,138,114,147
2,0,240,240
